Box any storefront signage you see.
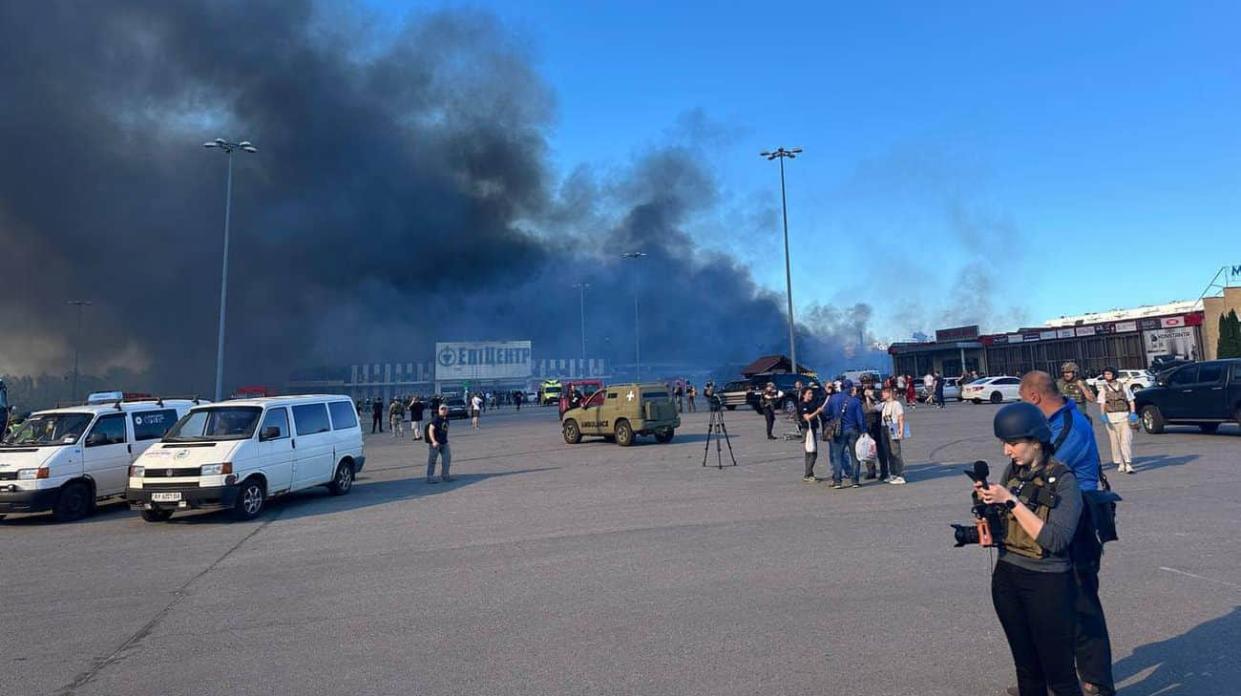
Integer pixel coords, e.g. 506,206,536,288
936,325,980,342
1114,321,1137,333
1075,326,1097,337
1057,328,1075,338
435,340,533,381
1161,316,1186,328
1144,328,1199,365
1040,330,1058,340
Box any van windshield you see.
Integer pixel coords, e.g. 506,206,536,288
165,407,262,442
3,412,92,446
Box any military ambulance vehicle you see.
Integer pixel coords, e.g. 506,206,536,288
560,383,680,446
539,379,563,406
0,397,199,521
127,395,364,522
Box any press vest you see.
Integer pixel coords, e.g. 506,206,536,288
1000,460,1070,560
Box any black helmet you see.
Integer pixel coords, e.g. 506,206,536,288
993,402,1052,444
1102,366,1118,378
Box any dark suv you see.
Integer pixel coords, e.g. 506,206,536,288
1135,359,1241,434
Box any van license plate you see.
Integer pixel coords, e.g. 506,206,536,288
151,492,182,502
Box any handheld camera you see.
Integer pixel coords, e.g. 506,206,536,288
951,460,1004,548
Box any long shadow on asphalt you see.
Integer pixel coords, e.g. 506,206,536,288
1131,454,1199,472
163,467,558,525
1113,605,1241,695
0,499,132,526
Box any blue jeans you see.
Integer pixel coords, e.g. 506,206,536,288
830,429,860,484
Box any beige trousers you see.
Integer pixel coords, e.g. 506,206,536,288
1104,411,1132,466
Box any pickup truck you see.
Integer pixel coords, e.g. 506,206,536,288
1135,359,1241,434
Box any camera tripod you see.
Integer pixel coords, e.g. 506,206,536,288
702,407,737,469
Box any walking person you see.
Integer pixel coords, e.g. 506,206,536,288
470,392,483,430
760,382,781,440
686,383,696,412
409,395,426,441
923,372,936,405
880,386,907,484
388,397,405,438
425,405,453,483
799,387,826,482
675,382,685,413
904,374,917,408
1096,368,1136,474
934,371,946,409
976,402,1084,696
371,397,383,434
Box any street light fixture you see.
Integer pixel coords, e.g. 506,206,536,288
621,252,646,380
66,300,92,401
571,283,590,362
203,138,257,401
760,147,802,376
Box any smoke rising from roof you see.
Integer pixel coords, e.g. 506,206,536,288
0,1,877,393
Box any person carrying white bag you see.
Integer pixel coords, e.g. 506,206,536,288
880,385,908,484
799,388,826,483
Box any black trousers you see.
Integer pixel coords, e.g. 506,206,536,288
764,408,776,437
372,413,382,433
803,450,817,478
991,561,1082,696
1072,528,1115,694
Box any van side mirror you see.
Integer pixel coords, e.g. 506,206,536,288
259,426,281,442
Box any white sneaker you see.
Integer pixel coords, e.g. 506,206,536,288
889,476,907,485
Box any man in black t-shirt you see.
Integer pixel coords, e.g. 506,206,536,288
409,396,426,441
425,405,452,483
798,388,825,482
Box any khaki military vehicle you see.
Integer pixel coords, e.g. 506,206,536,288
561,383,680,446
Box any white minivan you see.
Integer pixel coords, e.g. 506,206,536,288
0,399,201,522
126,395,365,522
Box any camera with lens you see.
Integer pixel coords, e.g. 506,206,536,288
951,460,1005,548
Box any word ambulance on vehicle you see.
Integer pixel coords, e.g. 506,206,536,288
126,395,364,522
0,398,200,522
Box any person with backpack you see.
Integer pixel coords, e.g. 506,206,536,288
425,405,453,484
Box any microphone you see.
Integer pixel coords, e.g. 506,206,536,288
973,460,990,488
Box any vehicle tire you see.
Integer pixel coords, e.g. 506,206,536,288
990,391,1003,404
328,461,354,495
615,419,634,447
563,419,582,444
1141,406,1165,434
972,398,982,405
52,481,91,523
141,509,174,523
654,428,674,444
1198,423,1220,434
233,478,266,521
725,405,736,411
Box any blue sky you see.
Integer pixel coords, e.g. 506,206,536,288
370,1,1239,340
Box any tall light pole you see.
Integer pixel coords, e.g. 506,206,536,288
621,252,646,379
66,300,92,401
203,138,257,401
761,147,802,375
571,283,590,362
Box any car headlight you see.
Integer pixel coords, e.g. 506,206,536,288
200,463,233,476
17,468,48,480
129,465,144,478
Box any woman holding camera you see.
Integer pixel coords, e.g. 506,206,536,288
975,402,1084,696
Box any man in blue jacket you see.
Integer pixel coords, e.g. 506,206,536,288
826,379,867,489
1019,370,1114,696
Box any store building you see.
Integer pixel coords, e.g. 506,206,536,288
1202,265,1241,359
889,301,1206,378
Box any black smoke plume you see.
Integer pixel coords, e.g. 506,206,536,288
0,1,876,399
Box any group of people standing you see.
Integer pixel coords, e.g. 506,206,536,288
759,378,909,488
670,381,698,413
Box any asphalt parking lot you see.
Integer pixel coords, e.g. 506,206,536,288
3,400,1239,696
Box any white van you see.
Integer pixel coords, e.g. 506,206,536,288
126,395,365,522
0,398,201,522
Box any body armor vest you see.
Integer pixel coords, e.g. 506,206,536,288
1101,382,1129,413
1056,378,1088,405
1000,460,1069,559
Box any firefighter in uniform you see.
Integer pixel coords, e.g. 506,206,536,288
974,402,1085,696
